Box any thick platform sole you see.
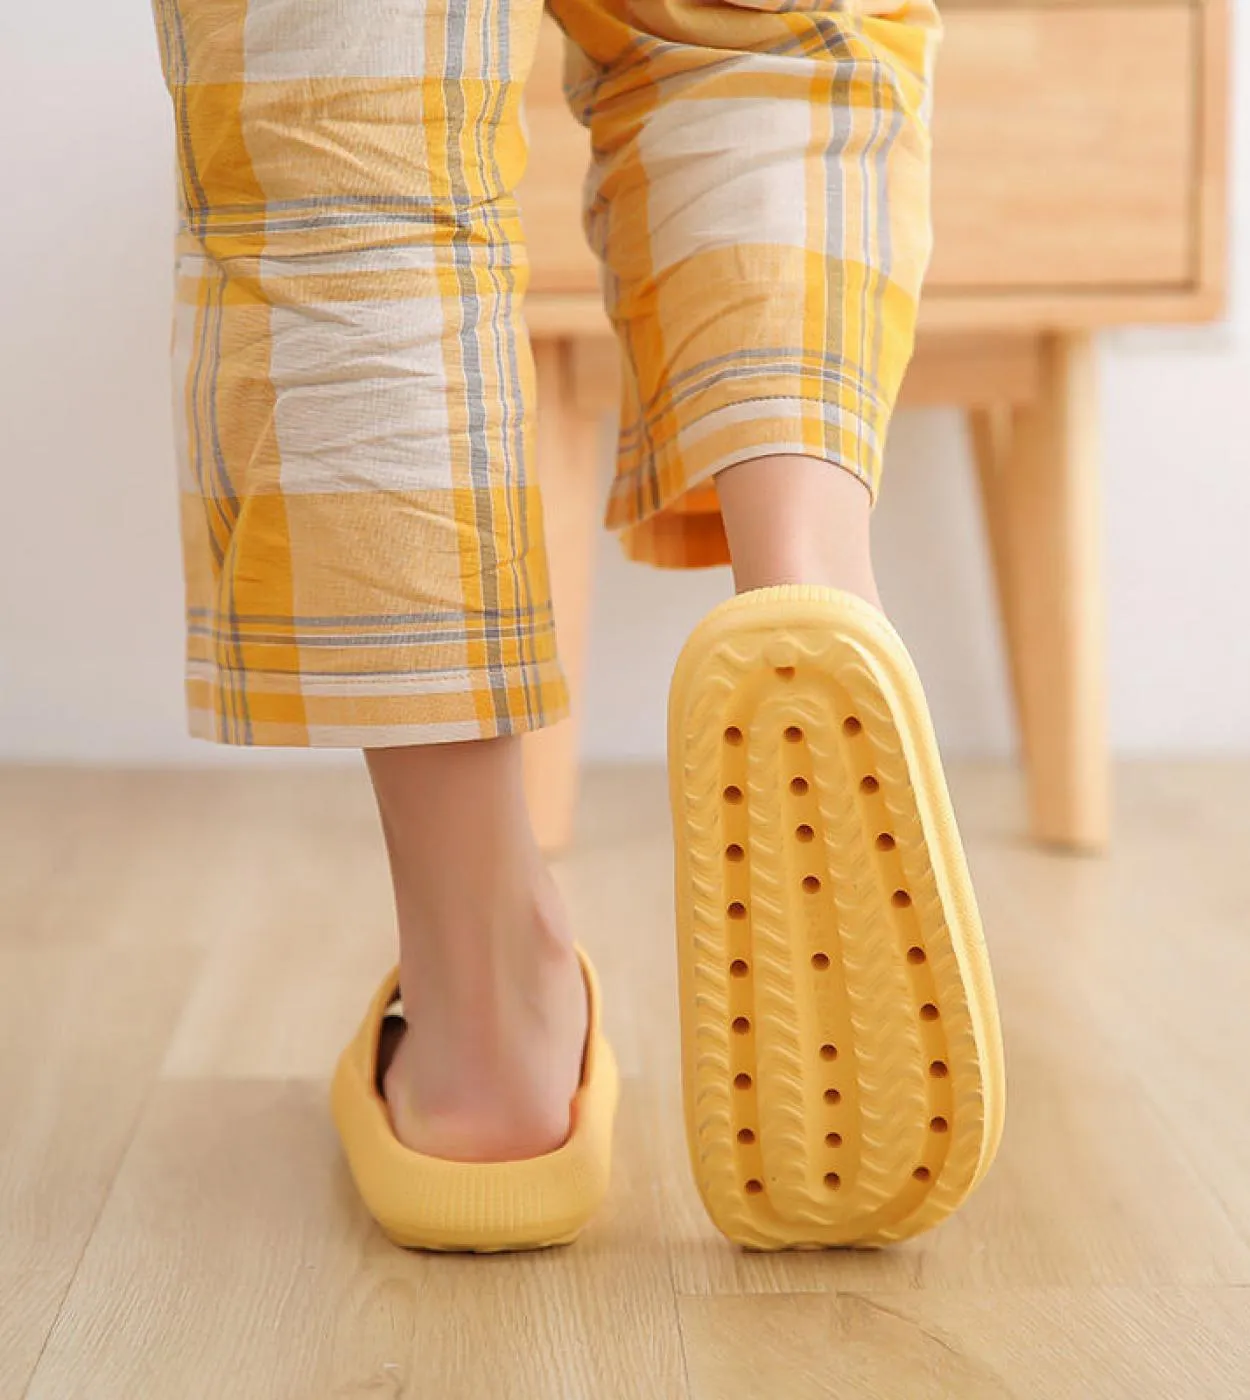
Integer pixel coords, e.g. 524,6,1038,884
331,950,619,1253
668,586,1005,1249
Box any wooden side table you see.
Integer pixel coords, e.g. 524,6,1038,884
519,0,1229,853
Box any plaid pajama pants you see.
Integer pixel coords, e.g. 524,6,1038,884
152,0,938,747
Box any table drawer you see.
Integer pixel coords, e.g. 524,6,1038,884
518,26,593,295
520,5,1200,298
929,6,1195,289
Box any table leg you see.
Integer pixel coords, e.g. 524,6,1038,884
524,340,603,853
971,332,1109,851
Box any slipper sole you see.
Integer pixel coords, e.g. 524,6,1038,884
331,949,619,1253
668,586,1005,1249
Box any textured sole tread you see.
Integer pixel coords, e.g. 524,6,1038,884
668,587,1005,1249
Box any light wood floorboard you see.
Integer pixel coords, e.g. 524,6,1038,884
3,761,1247,1398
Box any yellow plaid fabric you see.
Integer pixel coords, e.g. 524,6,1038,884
153,0,937,746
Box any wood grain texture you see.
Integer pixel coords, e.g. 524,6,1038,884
8,762,1250,1397
0,947,197,1397
968,405,1023,726
1001,333,1109,849
680,1290,1250,1400
517,23,595,296
902,335,1041,408
929,8,1195,291
1194,0,1230,305
28,1085,686,1400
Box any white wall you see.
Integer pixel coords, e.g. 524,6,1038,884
2,6,1247,764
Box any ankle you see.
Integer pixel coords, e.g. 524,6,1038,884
366,735,573,1005
395,864,573,1006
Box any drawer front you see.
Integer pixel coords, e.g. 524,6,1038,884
930,6,1196,289
520,6,1198,297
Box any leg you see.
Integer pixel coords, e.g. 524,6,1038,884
558,1,1003,1249
368,740,585,1160
555,3,937,570
151,0,588,1165
522,340,603,852
996,333,1109,850
716,454,881,606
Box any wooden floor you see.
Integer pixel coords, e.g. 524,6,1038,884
3,761,1250,1399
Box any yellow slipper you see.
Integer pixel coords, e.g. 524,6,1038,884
331,948,618,1252
669,586,1005,1249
